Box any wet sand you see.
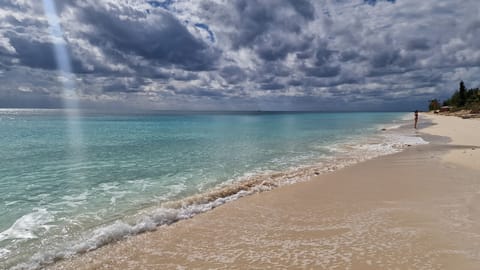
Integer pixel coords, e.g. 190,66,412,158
50,114,480,270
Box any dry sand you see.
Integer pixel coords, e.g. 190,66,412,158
422,114,480,170
50,114,480,270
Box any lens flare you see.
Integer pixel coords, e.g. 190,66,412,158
42,0,83,155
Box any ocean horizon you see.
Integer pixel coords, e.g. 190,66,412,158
0,109,426,270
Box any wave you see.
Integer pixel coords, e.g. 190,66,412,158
10,126,428,270
0,209,54,242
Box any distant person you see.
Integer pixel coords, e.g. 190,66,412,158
414,110,419,129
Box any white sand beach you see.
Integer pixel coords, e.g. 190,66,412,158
422,114,480,170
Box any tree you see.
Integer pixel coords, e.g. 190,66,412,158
429,81,480,112
459,81,467,107
429,99,440,111
446,91,460,107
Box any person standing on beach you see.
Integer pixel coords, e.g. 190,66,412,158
414,110,419,129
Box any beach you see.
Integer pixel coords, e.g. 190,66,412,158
45,113,480,270
3,111,423,270
3,0,479,269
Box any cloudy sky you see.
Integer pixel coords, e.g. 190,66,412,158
0,0,479,111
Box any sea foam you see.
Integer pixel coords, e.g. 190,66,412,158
0,209,54,242
12,192,251,270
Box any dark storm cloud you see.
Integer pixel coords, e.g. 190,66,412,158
4,34,88,73
304,66,341,78
339,51,362,62
1,0,219,76
225,0,315,59
406,38,431,51
287,0,315,20
220,65,246,84
260,82,284,90
266,64,291,77
51,0,78,13
177,87,227,99
256,36,311,62
101,78,147,93
288,79,303,86
77,6,219,71
0,92,62,108
371,50,401,68
3,13,41,28
229,1,277,48
1,0,479,111
0,66,64,108
301,75,361,88
3,36,56,70
314,45,335,66
368,48,417,77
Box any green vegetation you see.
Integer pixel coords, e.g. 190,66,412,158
431,81,480,113
428,99,440,111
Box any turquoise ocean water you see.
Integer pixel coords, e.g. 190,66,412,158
0,109,426,269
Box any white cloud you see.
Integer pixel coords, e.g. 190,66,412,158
0,0,479,110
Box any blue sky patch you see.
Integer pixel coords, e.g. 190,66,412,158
147,0,174,10
364,0,396,5
194,23,215,43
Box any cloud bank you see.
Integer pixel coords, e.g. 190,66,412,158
0,0,479,110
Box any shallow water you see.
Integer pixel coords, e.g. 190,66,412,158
0,110,425,269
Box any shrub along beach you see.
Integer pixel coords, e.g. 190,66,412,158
430,81,480,118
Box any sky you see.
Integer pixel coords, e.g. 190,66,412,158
0,0,479,111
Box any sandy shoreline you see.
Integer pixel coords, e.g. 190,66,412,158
48,114,480,270
422,114,480,170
